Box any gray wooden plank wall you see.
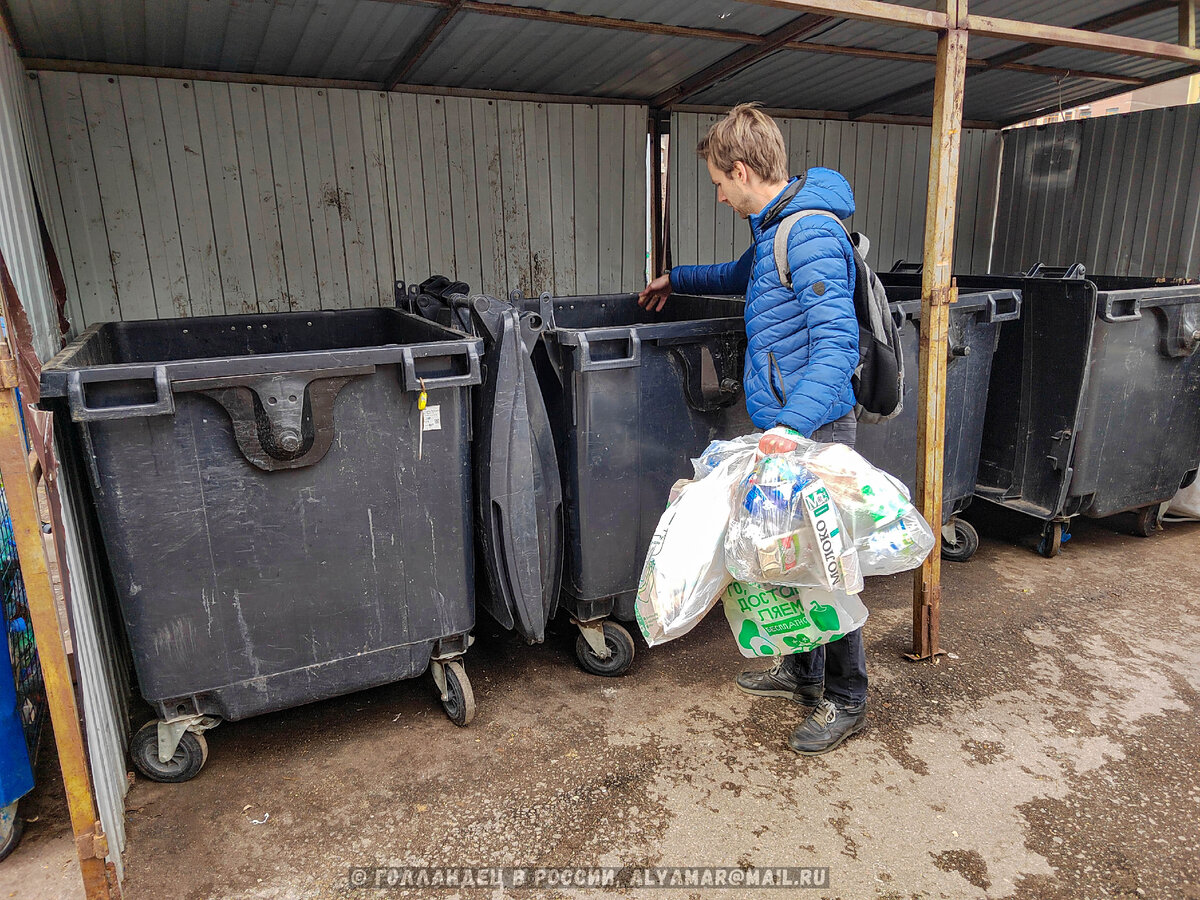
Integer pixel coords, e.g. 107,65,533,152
992,105,1200,278
28,70,649,328
669,113,1001,276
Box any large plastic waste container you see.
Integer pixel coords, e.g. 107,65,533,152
860,282,1022,562
885,264,1200,557
524,291,753,675
40,308,483,781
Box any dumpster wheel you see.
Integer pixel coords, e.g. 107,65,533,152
574,621,635,677
435,660,475,727
941,518,979,563
1037,522,1065,559
130,720,209,783
1133,505,1160,538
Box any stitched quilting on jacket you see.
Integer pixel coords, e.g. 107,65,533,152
669,168,860,437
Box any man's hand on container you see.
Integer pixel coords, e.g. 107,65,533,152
638,274,672,312
758,426,802,457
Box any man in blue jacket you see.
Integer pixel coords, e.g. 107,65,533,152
639,103,866,755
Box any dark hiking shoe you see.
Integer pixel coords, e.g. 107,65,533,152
735,662,824,705
787,699,868,755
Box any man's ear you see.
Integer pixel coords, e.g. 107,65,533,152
732,160,749,185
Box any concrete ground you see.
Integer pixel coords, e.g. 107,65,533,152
5,511,1199,900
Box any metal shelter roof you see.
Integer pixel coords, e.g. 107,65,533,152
3,0,1199,125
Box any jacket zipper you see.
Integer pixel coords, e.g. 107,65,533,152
768,352,787,405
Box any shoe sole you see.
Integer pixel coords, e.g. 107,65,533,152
735,682,797,699
788,718,868,756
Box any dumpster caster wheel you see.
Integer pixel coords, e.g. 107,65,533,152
1037,522,1064,559
1133,505,1159,538
575,621,635,677
437,660,475,727
941,518,979,563
130,721,209,783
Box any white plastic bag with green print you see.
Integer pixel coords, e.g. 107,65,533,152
721,581,868,657
634,452,757,646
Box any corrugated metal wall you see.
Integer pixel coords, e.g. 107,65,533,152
0,41,130,879
669,113,1001,276
992,106,1200,278
0,46,59,360
28,70,649,330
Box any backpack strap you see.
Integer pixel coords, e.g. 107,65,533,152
773,209,862,289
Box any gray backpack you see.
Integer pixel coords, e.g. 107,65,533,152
773,210,904,424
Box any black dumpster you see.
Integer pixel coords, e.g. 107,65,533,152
525,292,753,675
41,308,483,781
860,283,1022,561
886,265,1200,557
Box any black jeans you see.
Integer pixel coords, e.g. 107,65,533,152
780,412,868,708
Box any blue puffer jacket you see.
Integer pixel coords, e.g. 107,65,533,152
669,168,859,437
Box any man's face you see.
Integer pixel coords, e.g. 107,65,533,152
707,158,755,219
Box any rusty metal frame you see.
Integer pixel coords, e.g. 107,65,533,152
907,0,969,662
0,278,112,896
848,0,1179,118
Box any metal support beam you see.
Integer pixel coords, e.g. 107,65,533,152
670,102,999,129
1183,0,1198,48
910,13,969,662
650,13,833,108
981,0,1174,67
967,13,1200,63
383,0,465,90
0,281,111,896
734,0,948,31
850,0,1173,118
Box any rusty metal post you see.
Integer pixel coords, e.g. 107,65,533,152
909,1,968,661
0,330,112,896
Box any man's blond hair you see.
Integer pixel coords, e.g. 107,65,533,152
696,102,788,183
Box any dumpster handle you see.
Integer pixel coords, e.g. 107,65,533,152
1099,295,1142,323
65,366,176,422
399,343,482,391
983,291,1022,323
575,331,642,371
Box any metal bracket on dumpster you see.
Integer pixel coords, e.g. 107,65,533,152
667,334,745,413
157,714,218,765
1154,303,1200,358
574,619,611,660
174,367,373,471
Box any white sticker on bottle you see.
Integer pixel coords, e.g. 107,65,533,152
421,405,441,432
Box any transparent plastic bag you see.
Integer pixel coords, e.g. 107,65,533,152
634,451,757,646
691,433,763,479
799,441,935,575
722,581,869,657
800,442,912,542
724,454,863,594
856,509,937,576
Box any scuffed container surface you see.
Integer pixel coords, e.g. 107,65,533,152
41,308,482,722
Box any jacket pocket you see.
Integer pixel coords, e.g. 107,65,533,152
767,351,787,405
